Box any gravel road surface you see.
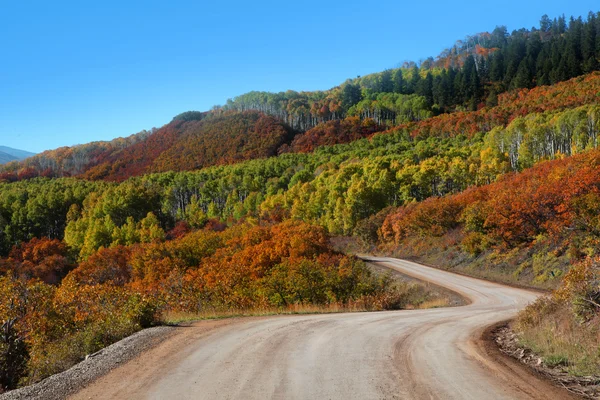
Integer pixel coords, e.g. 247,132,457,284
4,257,573,399
66,257,574,399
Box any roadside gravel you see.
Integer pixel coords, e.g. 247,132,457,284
0,326,175,400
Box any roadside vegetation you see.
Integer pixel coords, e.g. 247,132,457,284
0,219,446,392
514,257,600,376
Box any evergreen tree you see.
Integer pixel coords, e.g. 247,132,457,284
432,71,451,111
557,14,567,34
489,51,505,82
341,82,362,111
512,57,533,89
540,14,552,33
417,73,434,107
491,26,508,47
392,69,405,94
380,69,394,93
582,12,597,63
408,65,421,94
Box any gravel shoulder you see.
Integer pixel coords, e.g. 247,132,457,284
0,326,175,400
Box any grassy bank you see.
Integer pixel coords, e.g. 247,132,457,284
513,257,600,376
379,233,569,291
162,278,454,325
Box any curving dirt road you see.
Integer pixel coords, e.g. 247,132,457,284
71,257,573,400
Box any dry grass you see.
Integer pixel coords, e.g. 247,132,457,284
515,302,600,376
162,294,453,325
417,297,451,309
161,303,369,325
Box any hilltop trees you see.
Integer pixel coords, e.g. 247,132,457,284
2,12,600,184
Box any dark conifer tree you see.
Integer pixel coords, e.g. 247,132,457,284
393,69,405,94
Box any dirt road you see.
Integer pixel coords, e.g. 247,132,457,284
71,257,572,400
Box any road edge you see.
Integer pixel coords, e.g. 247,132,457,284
363,256,581,399
476,320,581,399
369,253,552,295
0,326,176,400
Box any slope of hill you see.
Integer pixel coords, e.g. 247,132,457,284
224,11,600,127
0,146,35,160
2,71,599,183
0,111,293,182
0,146,35,165
1,11,598,182
0,151,17,164
79,111,294,181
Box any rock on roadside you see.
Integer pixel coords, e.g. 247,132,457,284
0,326,175,400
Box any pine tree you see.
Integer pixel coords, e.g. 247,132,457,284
512,57,533,89
408,65,421,94
540,14,552,33
392,69,405,94
417,73,434,107
582,13,598,72
489,51,505,82
341,82,362,111
380,69,394,93
432,71,451,111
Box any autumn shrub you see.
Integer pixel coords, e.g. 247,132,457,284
68,246,132,285
289,117,385,153
460,232,489,255
460,200,490,234
6,238,73,284
28,290,158,383
514,256,600,375
354,207,394,246
555,256,600,321
0,274,162,384
382,150,600,271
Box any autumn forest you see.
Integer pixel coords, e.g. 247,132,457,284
2,11,600,391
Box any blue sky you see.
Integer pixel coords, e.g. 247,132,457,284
1,1,598,153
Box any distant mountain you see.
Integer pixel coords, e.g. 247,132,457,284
0,151,18,164
0,146,35,164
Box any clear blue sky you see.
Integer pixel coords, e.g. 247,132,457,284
1,0,598,153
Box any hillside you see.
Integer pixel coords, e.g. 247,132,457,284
0,111,293,182
0,146,35,165
2,11,600,182
2,71,599,183
0,146,35,160
0,151,17,164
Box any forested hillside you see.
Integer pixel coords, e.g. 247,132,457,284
2,10,600,392
3,11,600,182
